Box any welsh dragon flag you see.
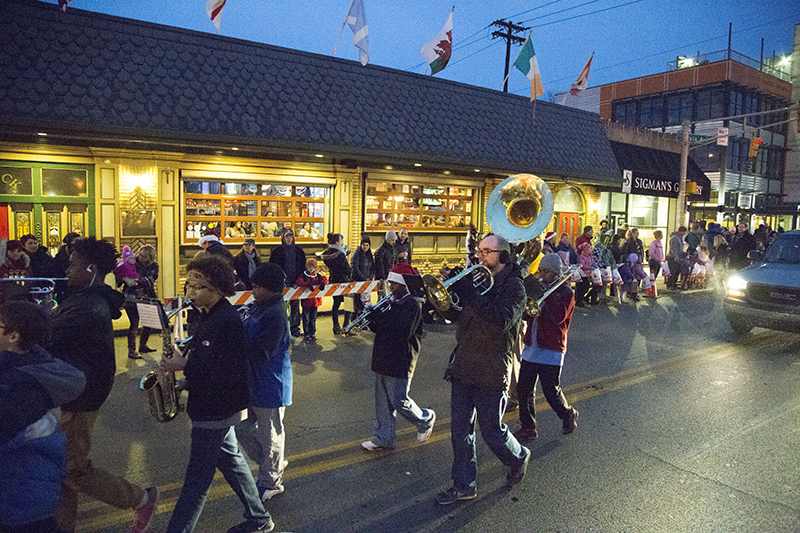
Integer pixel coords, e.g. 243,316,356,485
421,9,453,75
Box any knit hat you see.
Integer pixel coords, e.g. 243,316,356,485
628,253,639,263
387,262,415,286
578,242,591,254
539,253,562,273
198,233,220,246
250,263,286,292
121,245,134,263
385,230,397,241
306,257,318,270
544,231,556,242
361,234,371,245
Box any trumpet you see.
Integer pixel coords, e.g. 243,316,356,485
343,293,392,333
139,297,193,423
526,265,580,317
422,264,494,315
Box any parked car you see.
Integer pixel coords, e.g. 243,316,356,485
724,229,800,335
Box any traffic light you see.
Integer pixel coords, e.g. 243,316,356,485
748,135,762,158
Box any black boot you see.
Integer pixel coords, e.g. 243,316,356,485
127,330,142,359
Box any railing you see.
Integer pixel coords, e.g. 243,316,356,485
667,49,790,82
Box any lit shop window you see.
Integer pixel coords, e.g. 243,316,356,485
365,182,474,230
183,181,328,242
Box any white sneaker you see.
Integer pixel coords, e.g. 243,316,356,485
417,410,436,442
259,485,284,502
360,440,383,451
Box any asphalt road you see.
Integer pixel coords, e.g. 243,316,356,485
78,287,800,532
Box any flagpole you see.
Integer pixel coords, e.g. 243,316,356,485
333,0,356,57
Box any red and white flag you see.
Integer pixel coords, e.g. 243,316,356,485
58,0,71,12
569,52,594,96
206,0,226,34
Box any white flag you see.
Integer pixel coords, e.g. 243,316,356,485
346,0,369,66
206,0,226,34
570,52,594,96
420,9,453,75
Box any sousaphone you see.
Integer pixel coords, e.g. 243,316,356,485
486,174,554,243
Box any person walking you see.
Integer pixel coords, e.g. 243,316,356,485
295,258,326,342
513,253,579,443
360,263,434,451
233,238,262,290
350,234,375,317
321,232,353,335
269,228,306,337
235,263,294,504
435,234,530,505
45,237,159,533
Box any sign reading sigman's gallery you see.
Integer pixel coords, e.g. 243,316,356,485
623,169,706,200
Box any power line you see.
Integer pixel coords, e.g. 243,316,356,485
520,0,606,24
507,0,564,20
526,0,646,29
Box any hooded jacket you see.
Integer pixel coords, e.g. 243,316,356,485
45,282,124,412
368,292,422,379
444,262,526,391
321,245,351,283
242,294,292,408
269,242,306,287
668,231,686,262
351,247,375,282
374,241,395,280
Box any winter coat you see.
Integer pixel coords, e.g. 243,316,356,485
296,271,327,309
183,298,249,422
648,239,665,263
351,248,375,282
0,255,31,278
27,247,57,278
321,245,351,283
621,238,644,264
368,293,422,379
444,262,526,391
554,242,578,265
45,283,124,412
269,244,306,287
729,231,756,270
119,260,159,302
523,282,574,354
685,230,705,252
668,231,686,262
374,242,395,280
394,237,412,265
242,294,292,409
577,246,594,271
233,250,262,290
205,240,235,265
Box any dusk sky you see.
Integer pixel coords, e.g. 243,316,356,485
59,0,798,99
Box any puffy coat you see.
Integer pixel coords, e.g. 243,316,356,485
321,245,351,283
242,294,293,409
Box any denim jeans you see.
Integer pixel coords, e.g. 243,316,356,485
167,426,270,533
372,373,434,448
301,307,318,337
449,380,528,492
517,360,571,430
331,295,352,331
288,300,301,334
235,407,286,491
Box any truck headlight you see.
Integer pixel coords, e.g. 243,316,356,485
727,275,747,297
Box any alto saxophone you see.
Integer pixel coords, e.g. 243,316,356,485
139,298,193,423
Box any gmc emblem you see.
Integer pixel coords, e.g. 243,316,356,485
771,292,797,302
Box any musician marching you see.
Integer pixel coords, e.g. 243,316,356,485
360,263,435,452
514,253,579,444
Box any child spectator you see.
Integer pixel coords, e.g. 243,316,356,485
0,240,32,279
575,242,597,306
648,230,665,278
296,258,327,342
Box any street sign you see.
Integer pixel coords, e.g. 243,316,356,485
716,127,729,146
689,134,708,142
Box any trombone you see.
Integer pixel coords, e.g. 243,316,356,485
343,293,392,333
422,264,493,314
526,265,580,317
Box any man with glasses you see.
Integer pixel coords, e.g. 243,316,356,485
435,234,530,505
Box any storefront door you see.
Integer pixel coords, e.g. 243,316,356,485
557,212,580,245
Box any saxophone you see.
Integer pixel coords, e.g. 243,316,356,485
139,298,193,423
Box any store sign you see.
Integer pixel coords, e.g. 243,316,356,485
624,170,706,200
622,170,632,194
0,166,33,195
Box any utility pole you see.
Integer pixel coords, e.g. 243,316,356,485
491,19,529,92
677,120,690,229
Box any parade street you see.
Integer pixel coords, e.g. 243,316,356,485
78,288,800,532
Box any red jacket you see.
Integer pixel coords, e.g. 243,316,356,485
523,282,574,353
296,272,327,309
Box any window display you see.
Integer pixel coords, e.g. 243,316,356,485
365,181,476,231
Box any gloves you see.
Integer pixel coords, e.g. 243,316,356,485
318,283,326,291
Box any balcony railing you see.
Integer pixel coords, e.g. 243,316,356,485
667,49,790,82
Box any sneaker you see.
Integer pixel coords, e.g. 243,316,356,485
258,485,284,501
128,351,143,360
506,447,531,487
139,345,156,353
435,486,477,505
360,440,384,451
131,486,159,533
563,408,579,435
417,410,436,442
226,517,275,533
513,427,538,442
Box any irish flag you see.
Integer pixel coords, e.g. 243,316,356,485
513,35,544,102
421,9,453,76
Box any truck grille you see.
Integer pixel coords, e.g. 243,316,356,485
748,283,800,310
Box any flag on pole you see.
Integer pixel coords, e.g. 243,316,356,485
420,8,453,76
58,0,71,12
569,52,594,95
206,0,226,34
512,35,544,102
345,0,369,66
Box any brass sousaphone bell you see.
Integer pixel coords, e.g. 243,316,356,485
486,174,554,244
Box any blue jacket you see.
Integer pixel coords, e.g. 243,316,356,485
242,294,293,408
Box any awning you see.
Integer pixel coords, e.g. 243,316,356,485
609,141,711,202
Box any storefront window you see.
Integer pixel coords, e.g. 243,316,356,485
42,168,88,196
183,181,328,242
365,180,476,230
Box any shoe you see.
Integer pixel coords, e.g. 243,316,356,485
310,335,316,341
513,427,538,442
506,447,531,487
226,517,275,533
131,486,159,533
291,329,302,338
304,335,312,343
258,484,284,501
128,351,143,360
333,326,342,335
575,301,586,308
361,440,384,451
417,410,435,442
563,408,579,435
139,345,156,353
435,486,477,505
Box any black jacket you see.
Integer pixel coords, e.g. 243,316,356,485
374,242,395,280
351,248,375,281
183,298,249,422
233,250,262,290
269,244,306,287
368,293,422,379
205,241,234,264
28,247,57,278
45,283,124,412
395,237,412,265
621,238,645,264
730,231,756,270
321,246,351,283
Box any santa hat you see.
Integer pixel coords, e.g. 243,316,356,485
544,231,556,242
387,263,416,286
198,233,220,246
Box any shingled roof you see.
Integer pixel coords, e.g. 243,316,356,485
0,0,621,186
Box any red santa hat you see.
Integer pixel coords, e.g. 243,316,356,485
544,231,556,242
387,263,417,286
